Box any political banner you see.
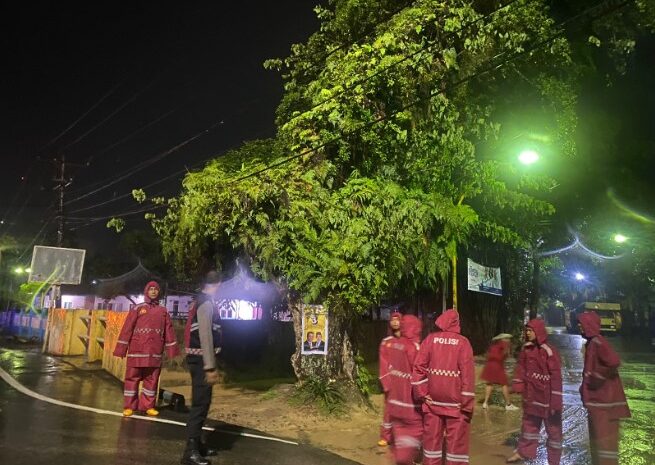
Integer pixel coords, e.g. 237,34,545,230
301,304,328,355
467,258,502,296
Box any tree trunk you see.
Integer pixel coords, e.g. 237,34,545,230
289,298,358,384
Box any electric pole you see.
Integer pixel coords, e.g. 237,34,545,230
54,156,66,247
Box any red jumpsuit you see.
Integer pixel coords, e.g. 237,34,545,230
578,312,630,465
383,315,423,465
512,319,563,465
113,281,179,411
379,311,402,444
480,339,510,385
412,309,475,465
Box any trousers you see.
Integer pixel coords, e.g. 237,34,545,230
380,399,393,443
517,412,562,465
186,357,214,440
123,366,161,410
391,418,422,465
588,409,620,465
422,412,471,465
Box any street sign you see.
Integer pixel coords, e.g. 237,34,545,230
28,245,86,285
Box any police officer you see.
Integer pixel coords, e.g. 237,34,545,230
181,271,222,465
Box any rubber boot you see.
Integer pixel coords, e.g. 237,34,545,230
181,438,210,465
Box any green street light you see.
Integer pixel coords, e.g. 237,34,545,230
613,233,627,244
14,267,24,274
518,149,540,165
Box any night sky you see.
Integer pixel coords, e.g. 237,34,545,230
0,1,318,256
1,2,654,265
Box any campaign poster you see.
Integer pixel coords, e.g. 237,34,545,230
467,258,503,296
301,304,328,355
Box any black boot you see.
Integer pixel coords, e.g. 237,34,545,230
200,443,218,457
181,438,211,465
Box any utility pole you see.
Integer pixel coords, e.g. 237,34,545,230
54,156,66,247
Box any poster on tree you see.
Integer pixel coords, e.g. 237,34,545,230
467,258,503,296
301,304,328,355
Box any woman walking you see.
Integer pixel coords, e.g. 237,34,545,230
480,333,518,411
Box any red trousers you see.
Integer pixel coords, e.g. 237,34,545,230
422,412,471,465
123,366,161,411
588,409,620,465
380,400,393,443
391,418,422,465
517,412,562,465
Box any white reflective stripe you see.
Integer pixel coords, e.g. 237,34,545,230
512,379,523,383
423,449,442,458
123,390,137,396
117,340,128,345
390,369,411,379
591,372,606,379
142,388,157,397
552,391,563,396
446,453,470,462
532,401,550,407
597,450,618,457
395,435,421,449
547,441,563,449
541,343,553,357
379,373,391,379
127,353,162,358
381,422,393,429
165,341,177,347
586,401,628,408
461,391,475,397
446,453,469,459
411,378,428,385
427,368,460,377
522,433,540,439
382,336,393,341
389,399,421,409
427,400,460,407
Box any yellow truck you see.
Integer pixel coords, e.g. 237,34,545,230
566,302,622,334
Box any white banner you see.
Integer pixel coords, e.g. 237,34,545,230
467,259,502,296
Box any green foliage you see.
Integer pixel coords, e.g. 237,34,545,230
354,354,374,397
293,377,345,415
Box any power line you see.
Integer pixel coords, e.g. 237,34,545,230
228,0,634,186
40,80,124,152
63,121,223,206
60,77,158,153
17,212,57,262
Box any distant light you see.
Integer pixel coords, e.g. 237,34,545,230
575,272,585,281
518,150,540,165
92,280,98,285
14,267,23,274
25,268,31,273
613,234,627,244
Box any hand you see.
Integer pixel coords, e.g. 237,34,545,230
424,395,433,404
204,370,220,385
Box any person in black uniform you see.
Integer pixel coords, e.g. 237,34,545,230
181,271,222,465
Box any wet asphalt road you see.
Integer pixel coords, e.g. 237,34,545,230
0,344,360,465
472,328,655,465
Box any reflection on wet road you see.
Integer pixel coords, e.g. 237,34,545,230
472,329,654,465
0,346,360,465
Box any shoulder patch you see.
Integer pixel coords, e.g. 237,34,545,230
541,344,553,357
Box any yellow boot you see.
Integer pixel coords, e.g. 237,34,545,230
377,439,388,447
146,408,159,416
122,409,134,417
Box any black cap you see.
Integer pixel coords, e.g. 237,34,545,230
204,270,221,285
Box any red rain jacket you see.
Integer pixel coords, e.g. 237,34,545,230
512,319,563,418
480,339,510,385
412,309,475,417
379,311,402,392
578,311,630,419
113,281,179,367
386,315,423,422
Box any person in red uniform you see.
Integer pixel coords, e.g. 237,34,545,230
378,310,402,447
412,309,475,465
480,333,518,410
578,311,630,465
507,319,563,464
384,314,423,465
113,280,179,417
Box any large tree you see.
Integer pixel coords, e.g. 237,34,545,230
142,0,653,384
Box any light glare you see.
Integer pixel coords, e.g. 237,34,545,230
518,149,540,165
